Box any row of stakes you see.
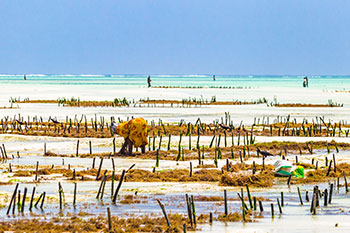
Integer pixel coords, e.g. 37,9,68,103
5,170,346,230
3,143,349,232
1,121,348,231
1,113,350,140
2,137,344,184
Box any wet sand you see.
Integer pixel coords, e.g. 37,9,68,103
1,79,350,232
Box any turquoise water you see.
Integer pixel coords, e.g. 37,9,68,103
0,75,349,89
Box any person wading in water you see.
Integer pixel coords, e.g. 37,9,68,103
147,76,152,88
303,76,308,87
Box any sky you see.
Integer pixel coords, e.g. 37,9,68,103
0,0,349,75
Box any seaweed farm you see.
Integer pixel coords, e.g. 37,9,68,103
1,75,350,232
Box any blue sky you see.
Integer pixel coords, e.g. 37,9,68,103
0,0,349,75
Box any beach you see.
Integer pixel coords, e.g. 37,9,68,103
1,75,350,232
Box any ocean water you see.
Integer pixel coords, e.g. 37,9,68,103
1,74,350,90
1,74,350,124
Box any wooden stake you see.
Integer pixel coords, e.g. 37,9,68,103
344,172,348,192
6,183,19,215
287,175,292,186
21,187,27,213
107,207,112,230
72,182,77,208
189,162,192,177
40,192,46,209
281,192,284,206
253,196,257,210
92,157,95,169
34,193,43,208
35,161,39,181
191,195,197,225
297,187,303,205
271,203,274,217
100,175,107,199
326,160,333,176
259,200,263,212
329,183,333,204
29,186,36,211
277,198,282,214
113,138,116,155
111,158,115,171
241,188,246,222
157,199,171,227
185,194,193,227
224,190,228,216
111,171,115,198
76,139,79,157
96,158,103,180
112,170,126,203
246,184,253,209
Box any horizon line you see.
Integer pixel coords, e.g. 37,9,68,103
1,74,349,77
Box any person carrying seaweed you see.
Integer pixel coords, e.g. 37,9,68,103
111,118,148,155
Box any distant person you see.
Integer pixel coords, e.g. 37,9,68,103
147,76,152,88
24,75,26,80
213,75,216,81
303,76,308,87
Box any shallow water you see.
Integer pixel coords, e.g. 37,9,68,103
2,75,350,231
1,180,349,233
2,134,350,157
1,75,350,124
2,155,195,172
1,74,350,89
